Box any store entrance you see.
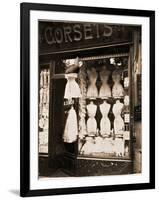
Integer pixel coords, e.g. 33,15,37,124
49,44,134,176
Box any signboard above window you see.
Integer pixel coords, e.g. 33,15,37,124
39,22,140,55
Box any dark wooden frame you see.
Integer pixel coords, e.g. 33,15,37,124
20,2,155,197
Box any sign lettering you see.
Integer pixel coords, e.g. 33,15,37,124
44,24,113,45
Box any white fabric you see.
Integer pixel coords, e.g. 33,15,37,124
63,107,78,143
102,138,114,153
86,68,98,98
86,102,97,135
99,68,111,98
99,84,111,98
100,101,111,135
81,137,95,155
124,95,129,106
112,83,124,98
114,138,125,156
94,136,103,153
64,76,81,99
124,77,129,88
87,118,97,134
81,137,125,156
87,85,98,98
113,100,124,134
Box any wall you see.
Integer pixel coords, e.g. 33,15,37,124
0,0,158,199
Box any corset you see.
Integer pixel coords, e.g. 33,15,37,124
64,76,81,99
99,84,111,98
113,101,124,134
87,84,98,98
112,83,124,98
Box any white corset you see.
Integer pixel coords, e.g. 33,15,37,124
86,102,97,134
100,102,111,135
99,84,111,98
64,74,81,99
112,83,124,98
112,100,124,134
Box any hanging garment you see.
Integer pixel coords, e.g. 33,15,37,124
43,70,48,88
63,107,78,143
64,74,81,99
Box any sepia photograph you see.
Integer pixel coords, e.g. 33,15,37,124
20,3,155,197
38,21,142,177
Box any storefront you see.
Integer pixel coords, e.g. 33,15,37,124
38,21,142,177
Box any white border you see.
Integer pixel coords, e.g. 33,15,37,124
30,10,150,190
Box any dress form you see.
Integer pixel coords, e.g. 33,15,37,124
112,100,124,135
64,73,81,99
99,101,111,136
86,101,97,135
86,68,98,98
112,70,124,98
99,67,111,98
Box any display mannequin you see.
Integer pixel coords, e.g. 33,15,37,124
86,68,98,98
99,101,111,136
64,73,81,99
99,67,111,98
112,70,124,98
86,101,97,135
63,106,78,143
112,100,124,135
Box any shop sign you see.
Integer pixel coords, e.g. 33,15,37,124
39,22,132,54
